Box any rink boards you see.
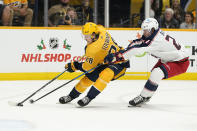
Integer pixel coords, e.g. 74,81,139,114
0,27,196,80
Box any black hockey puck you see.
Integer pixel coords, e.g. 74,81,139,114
17,103,23,106
29,99,34,104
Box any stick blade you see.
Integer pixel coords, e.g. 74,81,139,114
8,101,23,107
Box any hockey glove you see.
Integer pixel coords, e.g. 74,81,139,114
65,62,77,72
104,51,124,64
104,53,116,64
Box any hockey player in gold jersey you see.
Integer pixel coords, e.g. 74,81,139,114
59,22,129,107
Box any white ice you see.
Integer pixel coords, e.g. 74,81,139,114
0,80,197,131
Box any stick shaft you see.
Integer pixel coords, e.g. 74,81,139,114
33,66,98,103
18,70,66,105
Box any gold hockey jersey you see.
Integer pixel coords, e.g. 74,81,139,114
82,25,121,71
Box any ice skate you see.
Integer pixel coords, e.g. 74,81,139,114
77,96,91,107
59,95,74,104
129,95,151,107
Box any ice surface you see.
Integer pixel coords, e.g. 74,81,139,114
0,80,197,131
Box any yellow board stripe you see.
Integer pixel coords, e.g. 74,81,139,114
0,72,197,81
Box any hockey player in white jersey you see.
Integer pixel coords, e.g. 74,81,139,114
104,18,190,106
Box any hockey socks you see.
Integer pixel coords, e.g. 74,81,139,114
78,86,100,107
87,86,100,99
69,87,81,98
129,80,158,106
140,80,158,98
140,67,164,98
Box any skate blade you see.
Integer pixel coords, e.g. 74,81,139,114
128,102,148,107
56,102,66,105
75,103,85,108
128,105,142,107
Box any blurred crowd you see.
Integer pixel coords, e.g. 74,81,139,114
0,0,33,26
0,0,196,29
138,0,196,29
48,0,93,26
0,0,93,26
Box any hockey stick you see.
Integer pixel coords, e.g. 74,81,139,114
8,70,67,107
29,65,99,104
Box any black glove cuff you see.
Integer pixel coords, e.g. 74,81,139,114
67,63,75,72
73,61,86,72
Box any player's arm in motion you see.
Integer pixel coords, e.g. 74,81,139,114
59,22,129,107
104,34,155,64
105,18,189,107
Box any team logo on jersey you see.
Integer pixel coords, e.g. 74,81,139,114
49,38,59,49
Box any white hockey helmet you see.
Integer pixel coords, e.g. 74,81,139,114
141,18,159,32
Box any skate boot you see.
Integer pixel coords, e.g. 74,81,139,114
77,96,92,107
129,95,151,106
59,95,74,104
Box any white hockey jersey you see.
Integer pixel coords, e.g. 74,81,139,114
122,29,189,63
